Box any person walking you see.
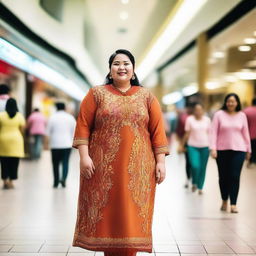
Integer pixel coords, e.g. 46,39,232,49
26,108,47,159
176,106,193,188
0,98,25,189
244,97,256,167
182,103,211,194
0,84,10,112
46,102,76,188
72,49,169,256
210,93,251,213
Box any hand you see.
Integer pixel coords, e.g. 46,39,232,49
155,162,166,184
80,155,95,179
246,152,251,161
177,144,185,154
211,150,217,159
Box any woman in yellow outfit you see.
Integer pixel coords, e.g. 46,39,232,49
0,98,25,189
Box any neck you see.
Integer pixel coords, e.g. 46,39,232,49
195,115,202,120
113,81,131,89
226,110,236,114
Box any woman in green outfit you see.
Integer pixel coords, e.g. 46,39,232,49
0,98,25,189
181,103,211,194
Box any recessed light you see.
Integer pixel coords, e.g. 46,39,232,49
121,0,129,4
213,51,225,58
238,45,251,52
244,38,256,44
120,11,129,20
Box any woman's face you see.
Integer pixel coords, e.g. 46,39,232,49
110,54,134,83
194,104,204,118
226,96,237,112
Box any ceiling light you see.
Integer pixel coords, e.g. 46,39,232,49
119,11,129,20
213,51,225,58
238,45,251,52
162,92,183,105
182,83,198,96
206,81,219,90
244,38,256,44
235,70,256,80
137,0,208,81
121,0,129,4
225,75,237,83
0,38,85,100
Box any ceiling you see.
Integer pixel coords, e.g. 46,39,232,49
83,0,179,75
159,8,256,93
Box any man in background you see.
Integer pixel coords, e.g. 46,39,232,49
46,102,76,188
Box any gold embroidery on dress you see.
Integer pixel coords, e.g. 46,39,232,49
76,86,158,237
74,234,152,250
73,138,89,147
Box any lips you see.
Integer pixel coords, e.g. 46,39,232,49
117,72,127,76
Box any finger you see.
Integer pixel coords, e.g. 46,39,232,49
92,162,96,171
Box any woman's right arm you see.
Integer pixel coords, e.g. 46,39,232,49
78,145,95,179
73,88,97,179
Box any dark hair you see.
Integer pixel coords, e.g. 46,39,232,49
221,93,241,112
105,49,140,86
5,98,18,118
55,102,65,110
252,97,256,106
193,102,204,109
0,84,10,95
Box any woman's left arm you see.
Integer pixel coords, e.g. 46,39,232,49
148,94,169,184
242,113,251,160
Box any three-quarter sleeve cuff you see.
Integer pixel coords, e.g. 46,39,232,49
154,145,170,156
73,138,89,148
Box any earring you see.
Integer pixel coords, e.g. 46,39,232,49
109,74,112,79
132,74,135,80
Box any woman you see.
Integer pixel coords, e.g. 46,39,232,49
72,49,169,256
210,93,251,213
0,98,25,189
182,103,211,194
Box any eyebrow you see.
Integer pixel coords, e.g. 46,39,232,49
113,60,130,63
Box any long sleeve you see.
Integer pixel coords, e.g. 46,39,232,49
242,113,251,153
210,112,219,150
73,88,97,148
148,96,169,155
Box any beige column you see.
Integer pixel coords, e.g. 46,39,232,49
197,32,209,108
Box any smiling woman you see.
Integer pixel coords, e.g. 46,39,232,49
105,49,140,87
72,49,169,256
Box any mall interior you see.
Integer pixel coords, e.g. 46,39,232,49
0,0,256,255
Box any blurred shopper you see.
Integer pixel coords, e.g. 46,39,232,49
26,108,47,159
181,103,211,194
0,98,25,189
0,84,10,112
72,49,169,256
176,106,192,188
244,98,256,167
46,102,76,188
210,93,251,213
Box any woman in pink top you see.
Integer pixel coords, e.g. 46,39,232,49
182,103,211,194
26,108,47,159
210,93,251,213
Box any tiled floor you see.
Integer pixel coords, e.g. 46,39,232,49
0,145,256,255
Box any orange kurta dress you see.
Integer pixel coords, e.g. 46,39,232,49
73,84,169,253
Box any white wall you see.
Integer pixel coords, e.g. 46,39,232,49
1,0,103,84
